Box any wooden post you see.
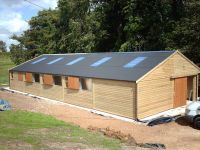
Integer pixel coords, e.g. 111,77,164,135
192,76,197,101
62,76,66,101
197,75,199,99
92,79,95,108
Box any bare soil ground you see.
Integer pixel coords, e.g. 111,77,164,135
0,90,200,150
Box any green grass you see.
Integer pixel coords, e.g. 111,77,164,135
0,53,14,86
0,111,121,150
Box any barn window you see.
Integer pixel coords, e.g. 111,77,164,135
33,74,40,83
43,74,53,85
18,72,23,81
80,78,92,91
68,76,80,90
53,75,62,86
10,72,13,80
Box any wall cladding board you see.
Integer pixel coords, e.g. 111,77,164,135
24,82,41,96
10,72,25,92
64,89,93,108
40,84,63,100
93,79,136,119
172,53,199,77
137,52,199,119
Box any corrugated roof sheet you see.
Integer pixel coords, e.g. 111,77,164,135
10,51,176,81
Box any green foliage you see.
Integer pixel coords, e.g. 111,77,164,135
0,111,121,150
0,40,7,52
0,53,14,86
9,0,200,65
166,2,200,64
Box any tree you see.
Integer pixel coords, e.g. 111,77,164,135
9,9,60,64
9,0,200,65
0,40,7,52
9,44,28,65
166,1,200,64
57,0,98,53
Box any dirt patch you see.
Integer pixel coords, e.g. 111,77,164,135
1,90,200,150
88,126,136,145
0,140,33,150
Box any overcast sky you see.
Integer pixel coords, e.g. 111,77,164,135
0,0,58,50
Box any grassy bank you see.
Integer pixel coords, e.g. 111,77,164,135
0,53,14,86
0,111,121,150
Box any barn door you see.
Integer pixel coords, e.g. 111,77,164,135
174,77,187,108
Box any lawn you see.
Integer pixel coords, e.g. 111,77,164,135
0,110,121,150
0,53,14,86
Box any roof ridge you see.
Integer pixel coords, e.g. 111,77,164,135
43,50,176,55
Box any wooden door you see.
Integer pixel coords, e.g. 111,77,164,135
68,77,80,90
43,74,53,85
174,77,187,108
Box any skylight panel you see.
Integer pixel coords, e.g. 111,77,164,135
123,57,147,68
66,57,85,65
47,57,64,65
90,57,112,67
31,57,47,64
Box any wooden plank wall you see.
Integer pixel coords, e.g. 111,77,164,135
10,72,136,119
137,52,200,119
64,89,93,108
10,72,26,92
93,79,136,119
172,53,199,77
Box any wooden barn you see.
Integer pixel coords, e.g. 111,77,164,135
9,51,200,119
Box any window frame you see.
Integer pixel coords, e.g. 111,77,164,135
33,73,40,83
10,71,14,80
80,78,92,91
53,75,62,86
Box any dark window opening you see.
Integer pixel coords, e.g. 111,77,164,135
10,72,13,79
80,78,92,91
53,76,62,86
34,74,40,83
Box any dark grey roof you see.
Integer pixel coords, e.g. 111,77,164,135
10,51,176,81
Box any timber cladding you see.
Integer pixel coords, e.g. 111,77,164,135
137,52,200,119
93,79,136,119
64,88,93,108
11,72,26,92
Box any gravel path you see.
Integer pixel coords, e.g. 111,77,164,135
0,90,200,150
